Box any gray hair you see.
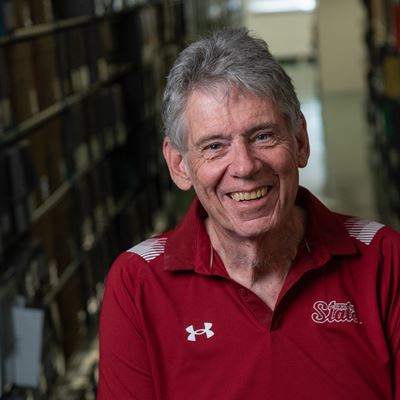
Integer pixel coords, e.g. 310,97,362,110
162,27,301,152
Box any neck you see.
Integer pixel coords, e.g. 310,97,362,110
206,206,307,283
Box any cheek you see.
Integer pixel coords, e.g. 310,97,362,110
190,161,226,193
188,161,213,186
265,147,298,174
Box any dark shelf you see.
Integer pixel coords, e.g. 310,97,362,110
0,1,167,46
0,63,134,147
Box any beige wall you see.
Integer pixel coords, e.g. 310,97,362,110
245,0,366,94
316,0,366,94
245,10,316,60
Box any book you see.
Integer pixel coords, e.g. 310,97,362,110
67,27,90,92
393,3,400,50
0,46,12,135
55,31,73,97
6,41,39,123
32,33,61,110
74,174,95,252
28,115,64,207
383,55,400,99
62,102,90,176
56,268,85,360
29,0,53,24
111,84,127,146
99,158,115,215
0,0,16,34
83,95,103,162
98,19,115,77
8,305,44,387
13,0,32,28
0,276,17,395
5,142,36,234
52,0,95,19
84,23,101,84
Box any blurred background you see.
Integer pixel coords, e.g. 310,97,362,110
0,0,398,398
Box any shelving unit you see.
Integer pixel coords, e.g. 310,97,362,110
0,1,243,398
363,0,400,229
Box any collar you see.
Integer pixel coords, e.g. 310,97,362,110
163,187,358,274
164,197,217,275
296,187,358,257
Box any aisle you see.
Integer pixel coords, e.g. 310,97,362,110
285,61,378,221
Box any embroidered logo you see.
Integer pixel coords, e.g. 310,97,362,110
311,300,362,324
186,322,215,342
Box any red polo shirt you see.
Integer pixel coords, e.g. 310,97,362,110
98,188,400,399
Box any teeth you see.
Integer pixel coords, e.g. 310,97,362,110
230,187,269,202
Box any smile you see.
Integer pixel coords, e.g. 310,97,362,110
229,186,269,202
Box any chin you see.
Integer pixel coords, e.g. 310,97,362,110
231,220,275,240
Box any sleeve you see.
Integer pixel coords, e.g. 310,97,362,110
394,327,400,400
97,252,156,400
389,297,400,400
381,232,400,399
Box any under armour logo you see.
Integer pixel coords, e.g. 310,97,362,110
186,322,215,342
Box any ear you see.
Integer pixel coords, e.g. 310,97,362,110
163,137,193,191
295,113,310,168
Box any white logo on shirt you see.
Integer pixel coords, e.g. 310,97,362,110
127,237,167,261
311,300,362,324
344,217,384,245
186,323,215,342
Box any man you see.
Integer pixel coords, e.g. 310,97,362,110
98,28,400,399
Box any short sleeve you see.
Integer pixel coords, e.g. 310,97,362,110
381,231,400,399
97,252,156,400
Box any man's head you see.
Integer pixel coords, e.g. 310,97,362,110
162,27,302,153
162,28,309,240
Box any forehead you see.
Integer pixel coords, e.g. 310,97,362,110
184,87,282,135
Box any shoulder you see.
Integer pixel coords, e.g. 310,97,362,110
106,235,169,291
339,216,400,280
342,216,387,246
126,236,168,262
337,215,399,246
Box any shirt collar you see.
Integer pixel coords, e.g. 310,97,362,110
163,198,215,274
297,187,358,257
163,187,358,274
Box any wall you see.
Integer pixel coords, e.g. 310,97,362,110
244,10,315,60
316,0,376,219
316,0,366,94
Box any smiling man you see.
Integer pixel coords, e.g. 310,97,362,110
98,28,400,399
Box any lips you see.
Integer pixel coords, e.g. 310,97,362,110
229,186,270,202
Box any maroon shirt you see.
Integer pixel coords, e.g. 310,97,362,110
98,188,400,399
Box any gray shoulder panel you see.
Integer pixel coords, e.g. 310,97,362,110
127,237,168,262
344,217,384,245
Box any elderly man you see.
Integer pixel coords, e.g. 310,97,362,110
98,28,400,399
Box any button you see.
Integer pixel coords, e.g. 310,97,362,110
239,288,247,296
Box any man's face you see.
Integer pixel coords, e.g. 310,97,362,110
164,87,309,240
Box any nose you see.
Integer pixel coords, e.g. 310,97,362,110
230,141,259,178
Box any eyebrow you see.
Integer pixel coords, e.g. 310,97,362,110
193,122,278,149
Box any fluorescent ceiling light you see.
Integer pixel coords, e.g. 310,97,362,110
249,0,317,13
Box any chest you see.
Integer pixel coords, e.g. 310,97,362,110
138,266,391,400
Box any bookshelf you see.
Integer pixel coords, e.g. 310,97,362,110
363,0,400,229
0,0,243,398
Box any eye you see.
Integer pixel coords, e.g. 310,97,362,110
201,141,227,159
205,142,222,151
254,131,272,142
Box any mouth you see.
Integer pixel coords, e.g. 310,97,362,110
229,186,271,202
